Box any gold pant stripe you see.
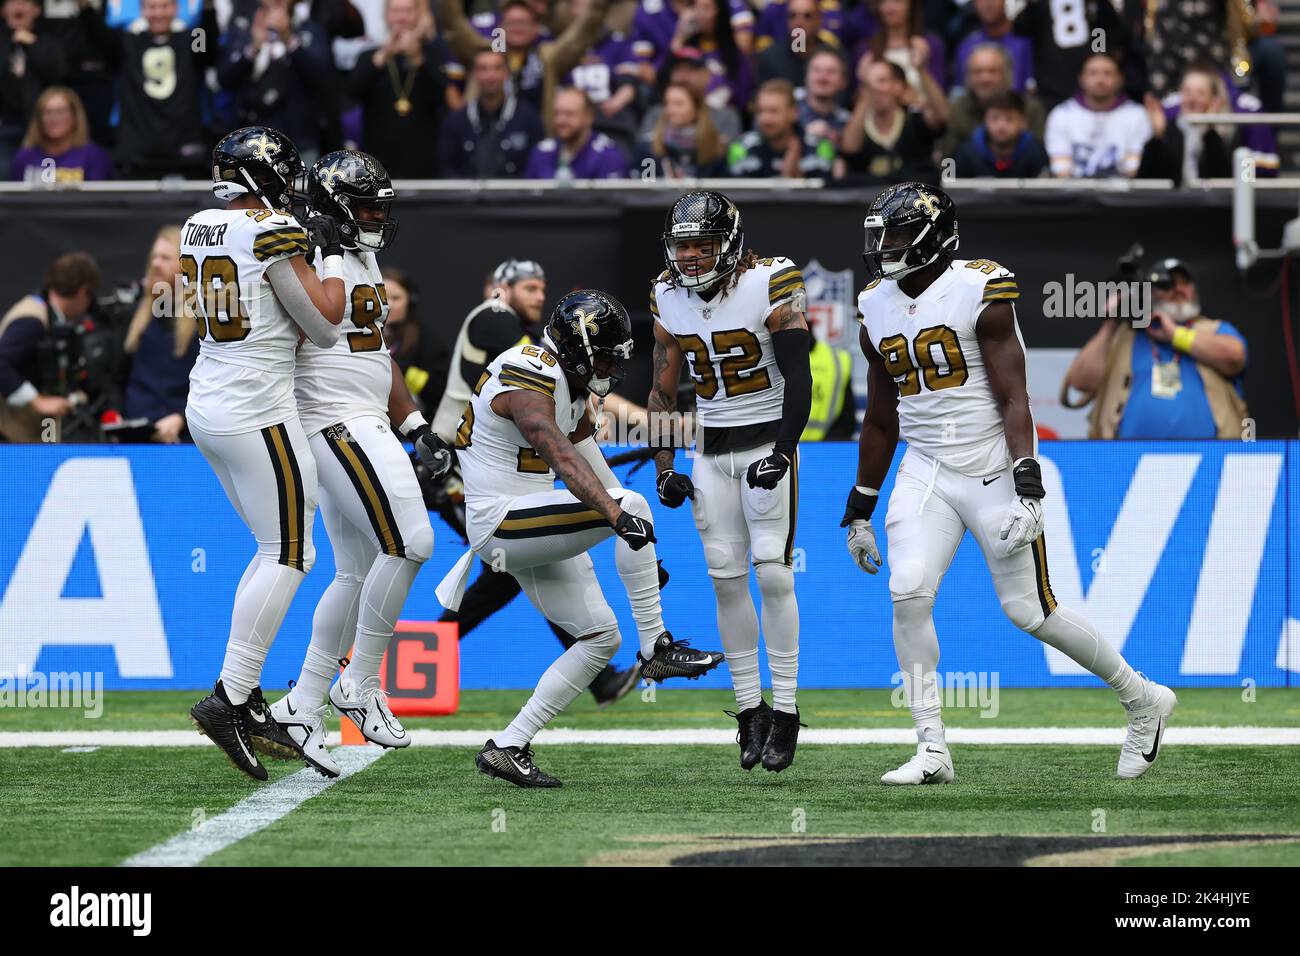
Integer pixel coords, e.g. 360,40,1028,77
263,424,304,570
329,433,403,557
783,450,800,566
1031,533,1058,617
497,507,606,533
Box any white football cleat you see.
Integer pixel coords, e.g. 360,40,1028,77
330,673,410,749
270,695,341,779
1117,680,1177,779
881,742,954,786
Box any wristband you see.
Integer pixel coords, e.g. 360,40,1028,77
855,485,879,497
321,254,344,280
1172,326,1196,353
398,411,428,438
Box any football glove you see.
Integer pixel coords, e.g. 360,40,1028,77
410,424,453,480
746,450,790,489
845,519,882,574
656,469,695,508
306,213,346,259
613,510,656,551
996,497,1044,558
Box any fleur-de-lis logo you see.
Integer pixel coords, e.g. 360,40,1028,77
913,192,940,217
570,306,599,338
319,159,346,187
245,133,279,163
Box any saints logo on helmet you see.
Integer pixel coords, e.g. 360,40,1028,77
211,126,305,211
862,182,959,283
662,190,745,290
306,150,398,251
544,290,633,397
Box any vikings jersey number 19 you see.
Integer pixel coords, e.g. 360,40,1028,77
857,259,1026,476
182,207,310,435
294,249,391,437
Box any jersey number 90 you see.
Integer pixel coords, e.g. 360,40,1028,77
878,325,969,396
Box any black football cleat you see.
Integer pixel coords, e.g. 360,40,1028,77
725,700,773,770
761,707,806,773
190,681,267,781
244,685,299,761
589,665,642,708
637,632,725,683
476,739,562,789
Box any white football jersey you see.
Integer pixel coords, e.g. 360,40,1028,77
857,258,1028,476
456,342,587,551
294,249,390,436
1045,97,1152,178
651,257,803,432
182,207,309,435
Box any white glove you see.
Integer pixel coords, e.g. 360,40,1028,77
996,497,1044,558
846,519,882,574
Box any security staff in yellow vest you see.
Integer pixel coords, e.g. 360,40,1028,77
801,326,856,441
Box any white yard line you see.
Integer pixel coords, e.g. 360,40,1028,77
121,746,386,868
4,726,1299,748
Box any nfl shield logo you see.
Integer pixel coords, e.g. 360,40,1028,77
801,260,855,349
701,306,713,321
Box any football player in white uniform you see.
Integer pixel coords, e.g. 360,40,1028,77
843,182,1176,784
647,191,814,773
250,150,452,777
437,289,724,788
185,127,348,781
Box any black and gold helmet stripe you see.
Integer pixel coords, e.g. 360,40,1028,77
498,364,557,398
768,266,805,304
982,278,1019,302
253,228,309,261
261,423,306,570
1031,533,1058,618
494,497,622,539
324,428,405,558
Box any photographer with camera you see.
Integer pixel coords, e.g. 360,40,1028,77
1063,254,1248,439
0,252,100,442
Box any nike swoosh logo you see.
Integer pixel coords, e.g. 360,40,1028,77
510,755,533,776
527,360,544,370
758,462,781,475
1142,718,1163,762
247,710,266,724
925,747,944,755
922,767,940,781
285,698,296,716
982,476,1000,485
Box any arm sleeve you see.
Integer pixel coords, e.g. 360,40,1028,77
772,328,812,456
265,258,341,349
573,434,620,489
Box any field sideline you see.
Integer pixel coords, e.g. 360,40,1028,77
2,688,1298,867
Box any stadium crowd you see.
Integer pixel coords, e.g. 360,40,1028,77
0,0,1287,185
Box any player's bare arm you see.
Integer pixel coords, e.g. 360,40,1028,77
388,357,452,477
977,298,1046,554
495,387,623,525
855,332,901,489
976,300,1035,462
647,319,685,475
764,299,808,334
842,328,895,574
569,405,596,444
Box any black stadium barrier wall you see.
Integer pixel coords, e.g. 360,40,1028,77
3,186,1297,437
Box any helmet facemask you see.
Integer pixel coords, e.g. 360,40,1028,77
862,214,956,283
664,226,737,290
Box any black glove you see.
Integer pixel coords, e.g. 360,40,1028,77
839,486,879,527
306,213,347,259
745,450,791,489
613,510,656,551
656,469,695,508
1012,458,1045,499
410,424,453,480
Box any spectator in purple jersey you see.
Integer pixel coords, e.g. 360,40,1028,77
952,0,1033,94
565,0,643,155
668,0,752,113
10,86,112,183
755,0,874,57
1139,60,1279,184
525,86,630,178
1,0,66,177
857,0,945,95
798,49,852,151
631,0,754,79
